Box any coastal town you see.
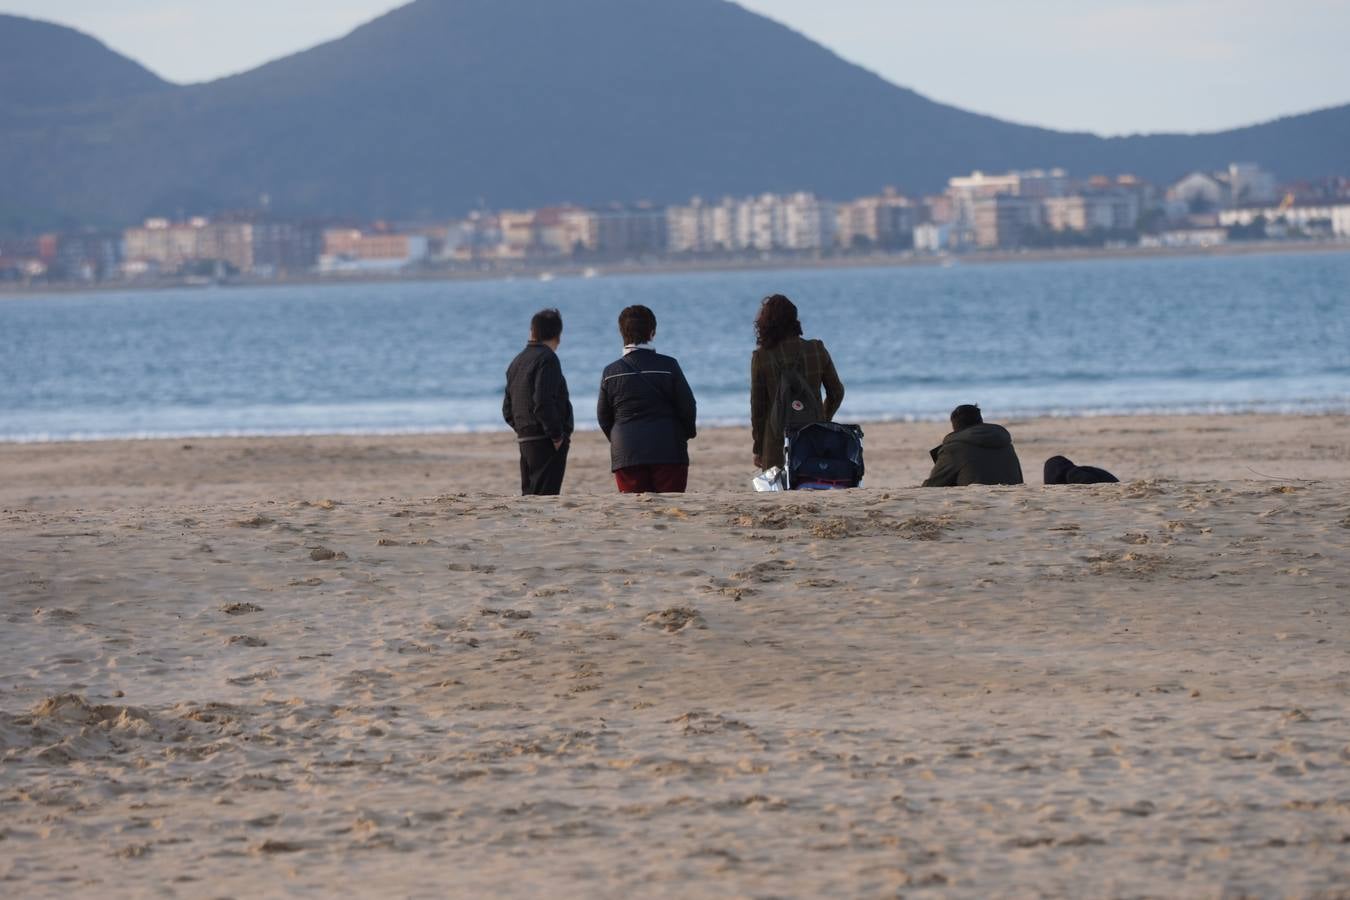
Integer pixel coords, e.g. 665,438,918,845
3,162,1348,285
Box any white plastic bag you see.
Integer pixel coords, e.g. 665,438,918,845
752,466,786,492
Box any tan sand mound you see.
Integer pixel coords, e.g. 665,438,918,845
0,415,1347,896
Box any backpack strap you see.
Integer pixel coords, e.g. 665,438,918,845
768,339,807,380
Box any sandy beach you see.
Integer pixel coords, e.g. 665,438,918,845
2,414,1348,897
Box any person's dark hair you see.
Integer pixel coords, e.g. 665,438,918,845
530,308,563,343
1044,455,1075,485
950,404,983,432
755,294,803,349
618,305,657,346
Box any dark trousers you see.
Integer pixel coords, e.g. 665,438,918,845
519,439,569,496
614,464,688,494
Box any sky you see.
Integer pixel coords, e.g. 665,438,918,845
2,0,1347,136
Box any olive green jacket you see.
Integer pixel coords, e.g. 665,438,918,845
922,423,1025,487
750,337,845,469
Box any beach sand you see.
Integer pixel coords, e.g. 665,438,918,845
2,415,1348,896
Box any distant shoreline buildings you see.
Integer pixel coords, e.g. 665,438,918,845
3,164,1348,285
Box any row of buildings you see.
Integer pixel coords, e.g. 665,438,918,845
926,169,1152,251
4,167,1349,283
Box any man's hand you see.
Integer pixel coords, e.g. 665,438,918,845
553,437,565,450
753,455,764,469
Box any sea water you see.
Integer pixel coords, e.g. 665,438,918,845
2,251,1347,442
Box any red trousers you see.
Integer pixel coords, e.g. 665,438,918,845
615,464,689,494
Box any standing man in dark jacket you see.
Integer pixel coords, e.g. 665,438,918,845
922,404,1024,487
597,305,698,493
503,308,574,496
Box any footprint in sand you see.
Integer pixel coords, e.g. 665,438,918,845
32,607,79,622
227,669,279,685
644,607,706,633
253,839,307,855
733,560,794,583
235,515,276,529
810,518,855,539
226,635,268,647
221,602,264,616
891,516,953,541
448,562,497,574
1122,481,1167,498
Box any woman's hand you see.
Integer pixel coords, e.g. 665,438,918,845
753,455,764,469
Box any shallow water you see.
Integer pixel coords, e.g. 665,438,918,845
2,251,1347,441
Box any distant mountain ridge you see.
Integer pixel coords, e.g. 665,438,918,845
0,14,170,110
1,0,1347,232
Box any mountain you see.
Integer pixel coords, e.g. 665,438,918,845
1,0,1347,230
0,14,170,110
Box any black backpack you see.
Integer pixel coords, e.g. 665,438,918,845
766,341,824,445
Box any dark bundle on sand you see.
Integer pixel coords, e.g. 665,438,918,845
1044,455,1120,485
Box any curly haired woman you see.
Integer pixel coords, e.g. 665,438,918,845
750,294,845,471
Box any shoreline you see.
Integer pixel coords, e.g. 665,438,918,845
3,238,1349,297
4,404,1349,447
4,413,1346,513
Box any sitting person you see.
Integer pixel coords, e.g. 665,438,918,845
1043,455,1119,485
922,404,1024,487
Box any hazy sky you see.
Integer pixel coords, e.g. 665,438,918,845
3,0,1347,136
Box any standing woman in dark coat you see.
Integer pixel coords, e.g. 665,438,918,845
597,305,698,493
750,294,845,470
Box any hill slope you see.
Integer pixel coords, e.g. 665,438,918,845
0,0,1346,228
0,14,170,110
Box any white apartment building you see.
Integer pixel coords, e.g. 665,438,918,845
1167,163,1279,217
948,168,1069,207
972,195,1043,249
777,193,836,251
668,193,834,253
1220,203,1350,237
319,229,429,272
1043,193,1141,232
835,190,916,249
1226,163,1278,206
735,195,778,250
1142,228,1229,249
947,169,1069,245
913,223,954,253
124,217,256,274
667,198,738,254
